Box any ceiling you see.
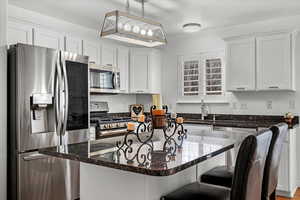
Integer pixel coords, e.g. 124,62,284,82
8,0,300,35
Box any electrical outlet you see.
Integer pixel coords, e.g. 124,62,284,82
289,100,295,109
240,103,248,110
266,100,272,110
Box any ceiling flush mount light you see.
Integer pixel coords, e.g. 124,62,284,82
100,0,167,48
182,23,201,33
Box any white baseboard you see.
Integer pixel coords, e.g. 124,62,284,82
276,190,294,198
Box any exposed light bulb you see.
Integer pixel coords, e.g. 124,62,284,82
124,23,131,32
141,29,146,35
118,22,123,30
133,25,140,34
147,29,153,37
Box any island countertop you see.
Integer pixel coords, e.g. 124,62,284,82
39,127,258,176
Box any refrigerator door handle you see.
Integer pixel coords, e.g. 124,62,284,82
23,153,51,161
61,53,69,137
54,53,63,137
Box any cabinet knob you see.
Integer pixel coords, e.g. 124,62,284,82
268,86,279,89
236,87,246,90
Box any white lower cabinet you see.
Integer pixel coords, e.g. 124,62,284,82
276,128,297,198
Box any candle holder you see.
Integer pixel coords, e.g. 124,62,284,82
116,107,187,168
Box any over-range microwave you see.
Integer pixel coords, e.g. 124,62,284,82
89,64,120,94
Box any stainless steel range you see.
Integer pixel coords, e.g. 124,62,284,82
90,102,132,139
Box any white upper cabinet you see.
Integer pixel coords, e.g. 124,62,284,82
34,27,64,50
226,32,295,92
117,47,129,93
257,33,293,90
149,50,162,94
130,48,150,93
65,36,83,55
101,44,117,67
82,40,100,64
7,20,33,46
226,38,256,91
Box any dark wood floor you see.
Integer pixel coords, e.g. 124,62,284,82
277,189,300,200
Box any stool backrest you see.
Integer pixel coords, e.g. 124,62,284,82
231,130,272,200
261,123,288,200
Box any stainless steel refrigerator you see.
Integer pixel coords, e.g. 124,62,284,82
8,43,90,200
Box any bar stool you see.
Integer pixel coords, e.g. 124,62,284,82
161,129,272,200
200,123,288,200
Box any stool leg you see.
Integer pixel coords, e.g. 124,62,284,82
270,189,276,200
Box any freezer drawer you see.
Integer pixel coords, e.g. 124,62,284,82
18,151,79,200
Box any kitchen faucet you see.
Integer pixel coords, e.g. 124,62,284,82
200,99,208,120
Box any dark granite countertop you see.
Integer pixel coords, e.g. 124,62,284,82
107,113,299,129
40,128,257,176
178,114,299,129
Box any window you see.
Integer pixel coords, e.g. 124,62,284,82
179,51,225,98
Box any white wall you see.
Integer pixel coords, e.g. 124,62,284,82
0,0,7,199
162,15,300,116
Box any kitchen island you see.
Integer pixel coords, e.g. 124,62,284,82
40,126,258,200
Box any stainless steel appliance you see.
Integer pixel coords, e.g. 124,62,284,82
90,102,131,139
89,64,120,94
8,44,90,200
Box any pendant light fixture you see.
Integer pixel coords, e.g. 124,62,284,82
100,0,167,47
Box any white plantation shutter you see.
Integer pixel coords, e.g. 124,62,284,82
183,60,200,96
205,58,222,95
180,51,224,98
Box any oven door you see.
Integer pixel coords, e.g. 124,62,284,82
90,68,120,93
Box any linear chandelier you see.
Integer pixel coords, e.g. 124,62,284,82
100,0,167,47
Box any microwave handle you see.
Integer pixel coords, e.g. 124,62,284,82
112,72,116,89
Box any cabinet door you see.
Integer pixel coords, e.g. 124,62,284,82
65,36,82,55
226,38,256,91
7,20,33,46
130,49,150,93
34,27,64,50
101,44,116,67
82,40,100,64
118,47,129,93
257,34,292,90
277,143,289,192
149,50,162,94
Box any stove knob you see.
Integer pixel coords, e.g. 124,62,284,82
104,125,108,129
